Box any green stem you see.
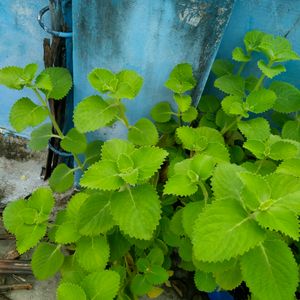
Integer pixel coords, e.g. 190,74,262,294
73,154,84,169
253,60,273,91
237,62,247,75
221,116,242,135
198,180,209,206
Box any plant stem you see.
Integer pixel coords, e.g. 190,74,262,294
237,62,247,75
253,60,273,91
221,116,242,135
198,180,209,206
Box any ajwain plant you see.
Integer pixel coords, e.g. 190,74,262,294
1,30,300,300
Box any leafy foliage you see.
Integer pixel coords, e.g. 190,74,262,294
2,31,300,300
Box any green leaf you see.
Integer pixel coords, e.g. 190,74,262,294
244,140,265,159
173,94,192,112
215,108,237,131
191,153,217,180
245,88,277,113
16,224,47,254
82,270,120,300
3,199,27,234
178,237,193,261
131,274,152,296
170,209,185,236
277,159,300,177
148,248,165,266
61,128,87,154
244,30,266,52
40,67,72,100
108,230,131,261
112,70,143,99
241,239,298,300
76,236,109,272
60,255,87,284
29,123,52,151
31,242,64,280
257,60,286,78
0,66,26,89
182,202,204,239
101,139,135,161
222,95,245,116
214,75,245,97
232,47,251,62
194,270,217,293
211,163,244,201
132,146,168,182
161,217,181,247
55,222,80,244
23,63,38,82
198,95,220,113
57,282,86,300
165,63,196,93
181,106,198,122
256,205,299,240
211,59,234,77
80,160,123,190
35,72,52,91
214,262,242,290
9,97,48,132
164,175,197,196
73,95,118,133
110,184,161,240
238,118,270,141
204,143,230,163
259,34,300,62
84,140,103,166
145,265,169,285
245,75,259,92
282,120,300,142
49,164,74,193
88,68,117,93
150,101,172,123
192,199,266,262
128,118,158,146
79,193,115,235
268,140,298,160
270,81,300,113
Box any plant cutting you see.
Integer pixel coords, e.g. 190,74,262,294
0,30,300,300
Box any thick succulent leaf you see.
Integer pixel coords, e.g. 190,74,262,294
39,67,72,100
214,74,245,97
57,282,87,300
0,66,26,89
9,97,48,132
192,199,266,262
164,63,196,93
214,261,242,290
194,270,217,293
49,164,74,193
82,270,120,300
243,140,265,159
222,95,245,116
61,128,87,154
268,140,298,160
244,30,266,52
245,88,276,113
88,68,117,93
31,242,64,280
101,139,135,161
191,154,216,180
211,59,234,77
182,202,204,239
110,184,161,240
150,101,172,123
198,95,220,113
164,175,197,196
128,118,158,146
73,95,118,132
148,248,165,266
112,70,143,99
211,163,244,201
108,230,131,261
131,146,168,182
27,187,54,216
60,255,87,284
276,159,300,177
232,47,251,62
181,106,198,122
55,221,80,244
29,123,52,151
256,205,299,240
257,60,286,78
130,274,152,296
80,160,123,190
173,94,191,112
204,143,230,162
84,140,103,166
145,265,169,285
270,81,300,113
241,239,298,300
16,224,47,254
76,236,109,272
238,117,270,141
78,193,115,235
3,199,27,234
282,120,300,142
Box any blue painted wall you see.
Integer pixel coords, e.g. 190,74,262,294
204,0,300,93
0,0,49,136
72,0,234,141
